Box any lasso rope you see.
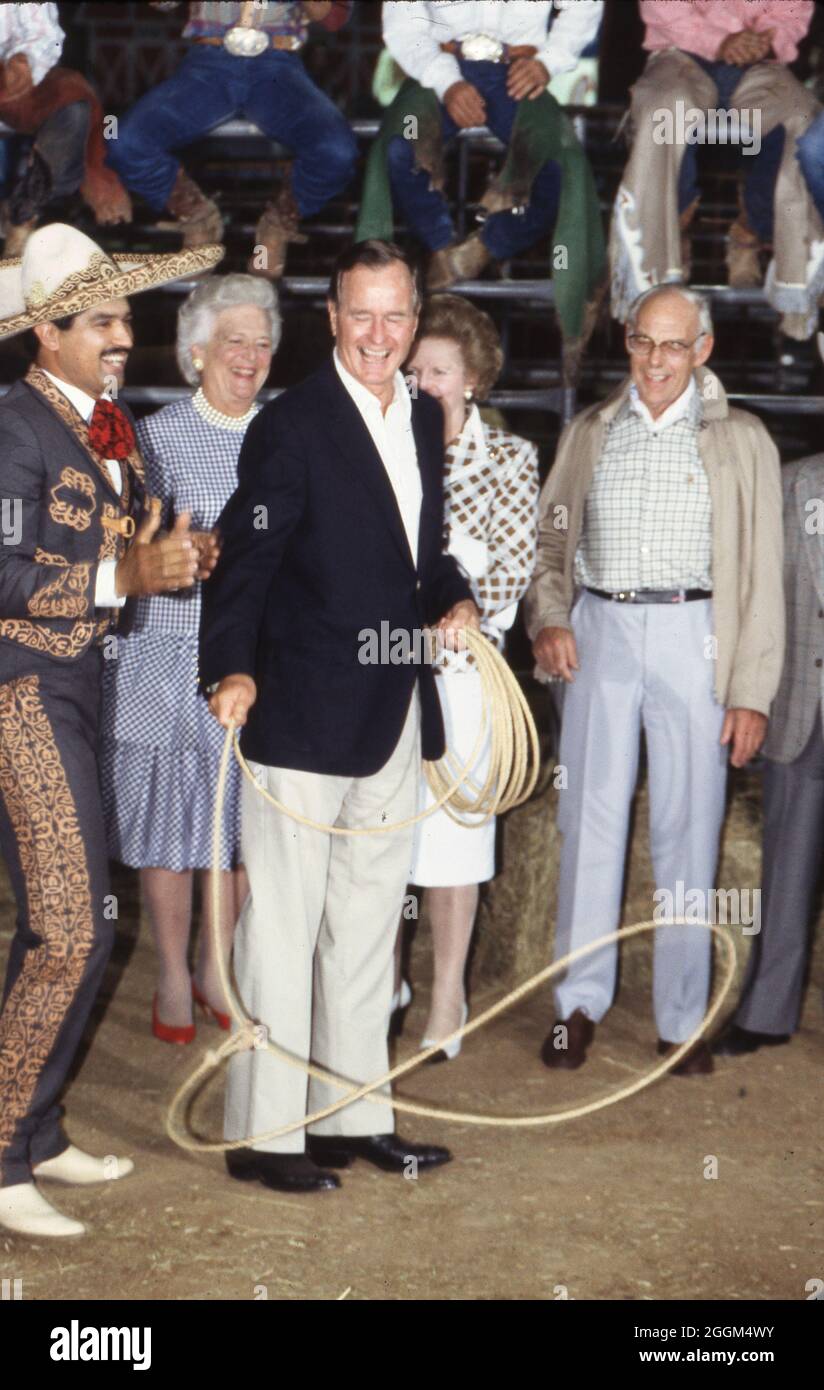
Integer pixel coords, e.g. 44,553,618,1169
231,629,541,834
166,631,736,1153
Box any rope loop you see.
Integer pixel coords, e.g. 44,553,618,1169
165,631,737,1152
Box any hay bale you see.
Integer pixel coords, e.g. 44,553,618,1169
471,752,824,1004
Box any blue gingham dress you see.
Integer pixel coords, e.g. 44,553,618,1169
100,397,254,870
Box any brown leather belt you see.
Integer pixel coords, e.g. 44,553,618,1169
192,34,303,51
440,40,537,62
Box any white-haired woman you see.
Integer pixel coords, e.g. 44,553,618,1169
101,273,280,1044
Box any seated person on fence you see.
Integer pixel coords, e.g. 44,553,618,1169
372,0,604,292
0,1,130,256
107,1,355,279
610,0,822,344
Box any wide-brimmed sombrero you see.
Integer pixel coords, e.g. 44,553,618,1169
0,223,225,340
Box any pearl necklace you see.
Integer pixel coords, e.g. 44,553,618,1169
192,387,259,432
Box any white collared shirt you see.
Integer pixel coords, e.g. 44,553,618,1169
383,1,604,102
333,349,422,565
42,369,126,609
628,375,697,434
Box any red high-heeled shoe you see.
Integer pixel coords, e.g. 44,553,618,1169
152,995,195,1046
192,981,231,1031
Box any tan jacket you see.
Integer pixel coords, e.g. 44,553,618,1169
523,368,785,716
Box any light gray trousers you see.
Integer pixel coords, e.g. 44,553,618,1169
553,591,728,1042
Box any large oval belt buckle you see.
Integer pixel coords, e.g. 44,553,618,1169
460,34,505,63
223,25,270,56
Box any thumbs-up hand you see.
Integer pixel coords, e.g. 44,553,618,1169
190,527,222,581
114,498,199,597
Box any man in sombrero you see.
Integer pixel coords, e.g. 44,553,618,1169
0,222,223,1237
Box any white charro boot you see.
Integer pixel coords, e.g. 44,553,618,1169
33,1144,135,1186
0,1182,85,1237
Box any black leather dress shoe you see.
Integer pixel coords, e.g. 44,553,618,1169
713,1024,791,1056
540,1008,595,1070
225,1149,341,1192
657,1037,714,1076
307,1133,452,1173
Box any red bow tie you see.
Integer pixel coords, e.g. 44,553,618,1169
88,398,136,462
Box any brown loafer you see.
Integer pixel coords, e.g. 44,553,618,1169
657,1038,714,1076
541,1008,595,1070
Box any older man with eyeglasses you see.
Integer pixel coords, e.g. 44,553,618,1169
524,285,784,1076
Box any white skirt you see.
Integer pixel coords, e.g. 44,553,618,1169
410,667,496,887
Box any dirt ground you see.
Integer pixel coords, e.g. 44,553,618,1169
1,858,822,1304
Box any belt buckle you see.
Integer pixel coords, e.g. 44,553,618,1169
459,34,505,63
223,25,270,56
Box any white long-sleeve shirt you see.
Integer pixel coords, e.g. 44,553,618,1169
383,0,603,103
0,2,64,87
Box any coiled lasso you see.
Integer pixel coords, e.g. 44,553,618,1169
166,629,736,1152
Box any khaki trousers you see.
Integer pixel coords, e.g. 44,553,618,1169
225,695,420,1154
610,50,823,339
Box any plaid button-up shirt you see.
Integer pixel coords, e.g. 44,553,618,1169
574,381,713,593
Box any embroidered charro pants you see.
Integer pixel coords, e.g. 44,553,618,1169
0,646,115,1188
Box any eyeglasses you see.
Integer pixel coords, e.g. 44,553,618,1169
626,332,705,359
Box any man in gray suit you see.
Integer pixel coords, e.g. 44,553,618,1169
715,449,824,1055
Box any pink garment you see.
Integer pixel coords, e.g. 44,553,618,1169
640,0,813,66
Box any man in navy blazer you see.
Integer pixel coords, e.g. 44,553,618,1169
200,240,478,1194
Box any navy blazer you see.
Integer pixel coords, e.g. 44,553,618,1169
199,356,472,776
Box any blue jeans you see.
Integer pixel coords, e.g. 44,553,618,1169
106,45,358,216
387,60,561,257
796,109,824,226
676,55,783,243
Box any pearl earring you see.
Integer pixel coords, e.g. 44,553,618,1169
464,387,473,400
193,357,204,372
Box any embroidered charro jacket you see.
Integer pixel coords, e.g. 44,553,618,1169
0,366,146,663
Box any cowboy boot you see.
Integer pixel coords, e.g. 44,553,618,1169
163,168,223,250
3,217,37,257
726,216,764,288
1,147,52,255
426,231,492,291
678,197,698,282
248,180,307,280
